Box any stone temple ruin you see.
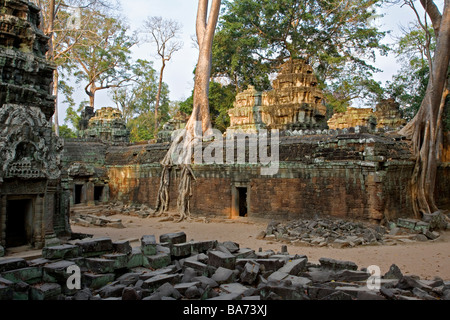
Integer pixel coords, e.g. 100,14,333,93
0,0,70,250
228,59,327,133
0,0,449,302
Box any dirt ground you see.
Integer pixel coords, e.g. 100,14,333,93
70,213,450,281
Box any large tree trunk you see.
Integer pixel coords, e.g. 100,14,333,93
153,0,221,222
154,62,165,136
399,0,450,219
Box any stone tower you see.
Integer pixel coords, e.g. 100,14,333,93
227,59,327,133
0,0,70,250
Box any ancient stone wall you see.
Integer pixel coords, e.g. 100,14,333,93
95,132,448,224
327,99,406,131
0,0,69,249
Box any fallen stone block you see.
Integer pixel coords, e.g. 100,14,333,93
103,253,128,270
267,271,289,282
97,283,126,299
141,235,157,256
0,258,28,273
42,244,80,260
234,248,257,259
185,285,203,299
184,259,208,274
208,250,236,269
211,267,236,284
304,270,336,283
307,286,338,300
278,258,307,275
1,267,42,284
73,288,93,300
240,261,260,285
30,283,61,300
153,282,182,300
171,243,193,257
147,252,171,269
83,272,115,290
11,281,30,300
284,275,312,287
334,270,370,282
383,264,403,280
85,258,115,274
122,287,141,300
319,257,358,271
221,241,240,253
76,237,113,257
192,276,219,289
0,246,4,257
174,281,201,295
28,258,51,267
43,260,76,283
113,240,132,254
142,274,179,291
139,266,177,281
159,232,187,245
191,240,218,254
220,282,249,295
127,247,149,269
397,218,417,230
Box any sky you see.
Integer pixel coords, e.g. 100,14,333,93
58,0,440,127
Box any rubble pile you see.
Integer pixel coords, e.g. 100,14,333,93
0,232,449,300
260,213,449,248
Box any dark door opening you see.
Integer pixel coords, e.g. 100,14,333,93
74,185,83,204
237,187,248,217
6,199,33,248
94,186,104,202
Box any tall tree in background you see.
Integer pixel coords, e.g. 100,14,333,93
212,0,389,111
142,16,183,136
398,0,450,219
110,59,170,142
31,0,119,135
70,10,137,108
154,0,221,222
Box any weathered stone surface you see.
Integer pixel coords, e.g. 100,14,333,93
141,235,157,256
384,264,403,280
220,282,248,295
159,232,187,245
75,237,113,257
43,260,76,283
0,258,28,273
0,246,4,258
103,253,128,270
147,253,171,269
211,267,236,284
113,240,132,254
42,244,80,260
1,267,42,284
122,287,141,300
278,258,307,275
208,250,236,270
142,274,179,290
30,283,61,300
127,247,148,269
240,261,260,285
83,273,115,290
84,258,115,274
97,283,126,299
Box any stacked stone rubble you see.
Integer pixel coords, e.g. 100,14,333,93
0,232,449,300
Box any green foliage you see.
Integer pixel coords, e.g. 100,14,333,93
110,59,171,142
70,8,137,106
180,81,236,132
213,0,389,112
57,124,78,139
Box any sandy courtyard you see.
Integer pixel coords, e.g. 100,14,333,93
71,213,450,281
